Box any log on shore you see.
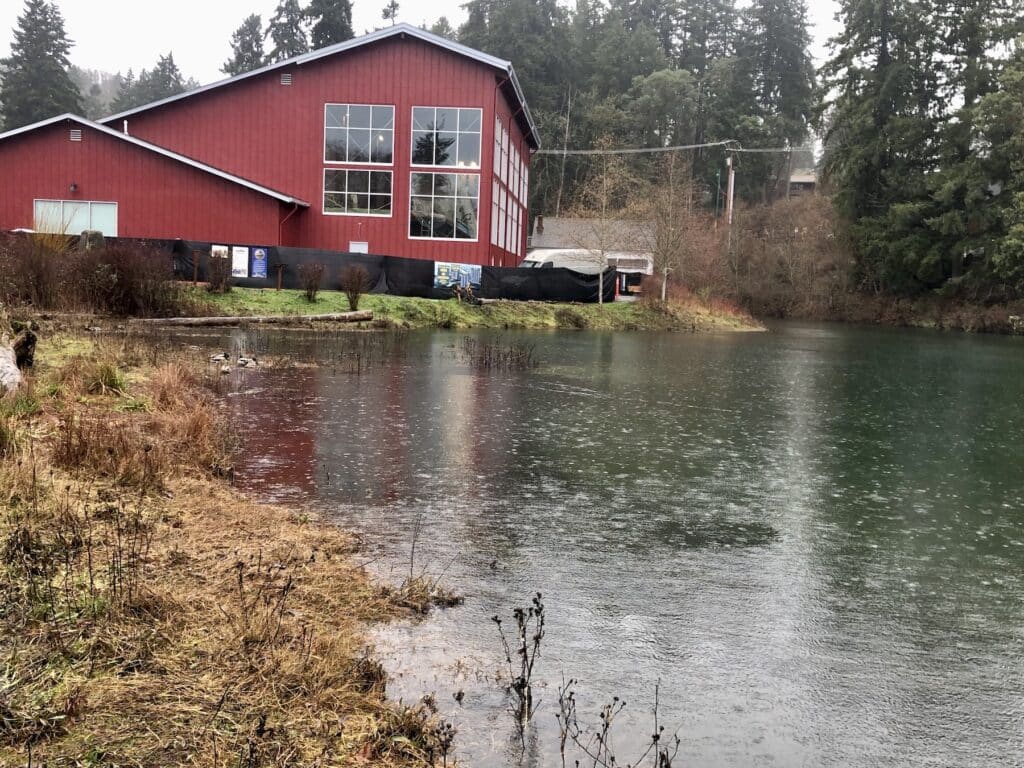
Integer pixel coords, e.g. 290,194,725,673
128,311,374,327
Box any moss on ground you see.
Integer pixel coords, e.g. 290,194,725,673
195,287,762,332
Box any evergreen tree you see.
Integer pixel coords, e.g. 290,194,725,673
675,0,737,76
266,0,309,62
382,0,400,26
429,17,456,39
223,14,265,76
0,0,82,130
307,0,354,49
109,54,187,113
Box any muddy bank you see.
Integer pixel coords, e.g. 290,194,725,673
0,330,454,766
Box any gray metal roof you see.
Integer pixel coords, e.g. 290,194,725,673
530,217,652,252
0,114,310,206
99,23,540,149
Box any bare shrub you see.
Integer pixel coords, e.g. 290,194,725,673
340,264,372,311
0,231,73,308
493,593,545,725
461,336,538,371
555,306,588,329
75,243,185,317
298,262,326,303
207,255,232,294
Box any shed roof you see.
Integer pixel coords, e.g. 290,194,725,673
0,114,310,207
100,23,540,150
530,217,652,252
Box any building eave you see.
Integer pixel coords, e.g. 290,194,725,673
99,23,541,150
0,114,309,207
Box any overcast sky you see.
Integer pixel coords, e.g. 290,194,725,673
1,0,840,85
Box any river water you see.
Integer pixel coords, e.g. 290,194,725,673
183,323,1024,767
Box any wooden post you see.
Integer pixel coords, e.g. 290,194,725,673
192,249,200,285
275,264,284,291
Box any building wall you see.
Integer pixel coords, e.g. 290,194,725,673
0,120,286,245
111,36,531,265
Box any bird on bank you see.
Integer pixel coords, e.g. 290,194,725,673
209,352,228,363
237,356,256,368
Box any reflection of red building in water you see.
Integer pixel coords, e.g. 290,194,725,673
229,369,320,501
0,24,537,267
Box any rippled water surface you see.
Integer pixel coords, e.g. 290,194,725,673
182,323,1024,766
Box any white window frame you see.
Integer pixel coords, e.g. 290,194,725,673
323,168,394,218
33,199,118,236
408,171,481,243
323,103,395,167
409,105,484,170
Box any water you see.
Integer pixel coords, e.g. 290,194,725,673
183,323,1024,766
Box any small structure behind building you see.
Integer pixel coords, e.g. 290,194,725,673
524,215,653,295
788,169,818,198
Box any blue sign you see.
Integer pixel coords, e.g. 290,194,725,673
251,247,269,279
434,261,482,289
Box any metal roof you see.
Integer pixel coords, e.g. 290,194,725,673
0,114,310,207
99,23,540,149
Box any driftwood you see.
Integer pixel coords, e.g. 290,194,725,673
128,310,374,328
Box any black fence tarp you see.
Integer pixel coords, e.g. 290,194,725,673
170,240,615,303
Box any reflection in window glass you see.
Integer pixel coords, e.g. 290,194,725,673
324,169,392,216
410,107,482,168
409,172,479,240
325,104,394,164
33,200,118,237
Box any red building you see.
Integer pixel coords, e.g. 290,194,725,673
0,24,538,267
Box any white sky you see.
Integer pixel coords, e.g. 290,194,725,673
1,0,841,85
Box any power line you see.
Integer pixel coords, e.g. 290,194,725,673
535,141,816,157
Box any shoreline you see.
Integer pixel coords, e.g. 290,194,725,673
0,329,453,766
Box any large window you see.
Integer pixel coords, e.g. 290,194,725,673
33,199,117,237
409,172,479,240
324,104,394,165
411,107,481,168
324,170,392,216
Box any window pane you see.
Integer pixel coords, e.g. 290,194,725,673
370,194,391,214
455,198,478,239
325,170,346,192
348,171,369,194
411,173,433,196
435,108,458,131
459,108,481,133
324,192,346,213
33,201,62,233
412,131,435,164
370,172,392,194
89,203,117,236
432,197,455,238
371,129,393,163
456,134,481,168
456,174,479,198
410,196,433,236
347,129,370,162
347,193,370,214
435,132,457,165
371,106,393,129
348,105,372,129
433,173,456,196
413,107,434,131
325,105,347,128
63,201,90,235
325,128,346,161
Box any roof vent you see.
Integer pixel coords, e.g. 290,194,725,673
69,128,82,142
280,73,292,85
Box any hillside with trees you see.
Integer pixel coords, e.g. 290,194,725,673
2,0,1024,324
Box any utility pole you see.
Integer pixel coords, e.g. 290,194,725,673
725,156,736,226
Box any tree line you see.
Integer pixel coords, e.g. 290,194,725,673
2,0,1024,302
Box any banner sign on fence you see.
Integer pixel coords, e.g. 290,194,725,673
211,244,229,261
231,246,249,278
251,247,269,279
434,261,482,289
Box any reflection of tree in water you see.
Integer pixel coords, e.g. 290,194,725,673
414,125,456,166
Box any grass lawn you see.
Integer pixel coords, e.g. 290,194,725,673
193,287,761,332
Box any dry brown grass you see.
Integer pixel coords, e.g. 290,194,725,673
0,331,454,767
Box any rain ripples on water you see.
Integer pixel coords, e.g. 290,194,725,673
179,323,1024,767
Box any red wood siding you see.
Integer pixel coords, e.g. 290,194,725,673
115,36,532,265
0,120,285,245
